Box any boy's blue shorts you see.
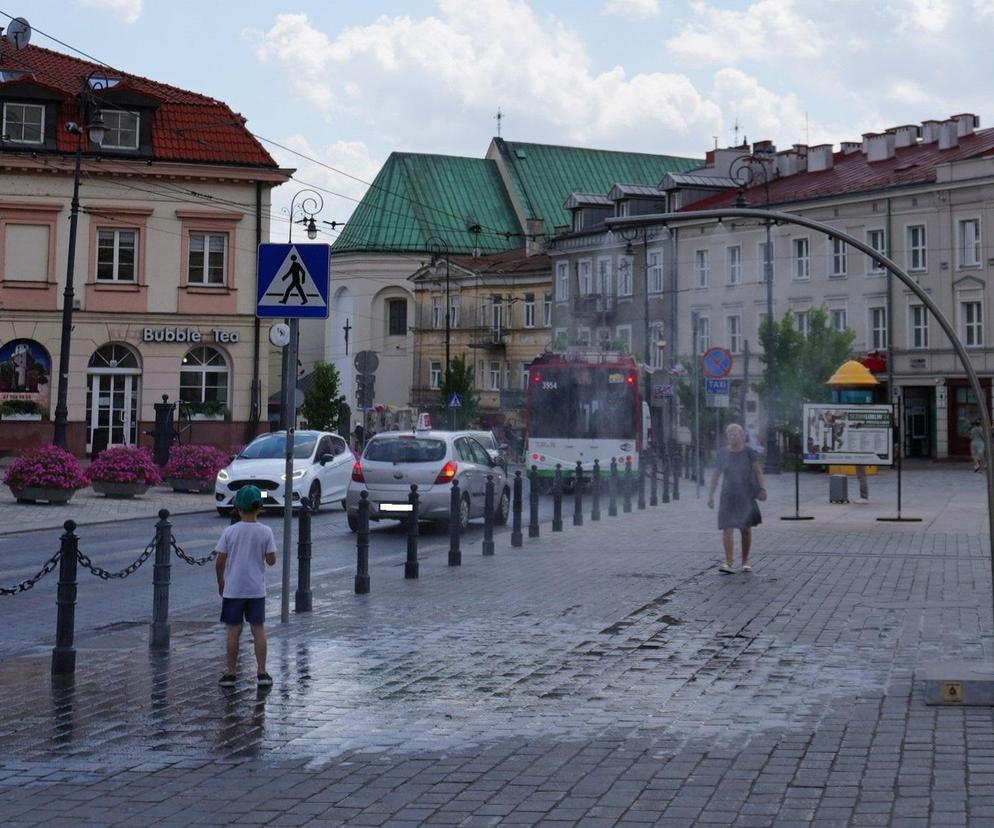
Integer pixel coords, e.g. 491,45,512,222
220,597,265,626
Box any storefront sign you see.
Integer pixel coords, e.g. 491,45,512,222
0,338,51,414
142,327,240,344
802,404,894,466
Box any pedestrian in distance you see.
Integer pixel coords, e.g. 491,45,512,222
215,485,277,688
970,419,986,472
745,421,764,455
707,423,767,574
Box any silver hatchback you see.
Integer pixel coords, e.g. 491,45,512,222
346,429,510,531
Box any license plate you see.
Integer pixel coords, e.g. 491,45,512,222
379,503,413,513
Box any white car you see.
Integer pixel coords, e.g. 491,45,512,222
214,430,353,516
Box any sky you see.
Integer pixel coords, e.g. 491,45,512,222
9,0,994,233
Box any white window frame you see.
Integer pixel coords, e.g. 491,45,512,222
429,361,442,389
726,315,742,354
96,228,137,283
695,249,710,288
490,295,503,334
431,296,442,330
958,218,981,268
101,109,140,150
578,259,592,296
489,361,502,391
555,261,570,302
449,296,460,329
726,245,741,286
523,293,535,328
962,299,983,347
792,237,809,281
830,237,848,278
695,316,710,354
649,322,665,369
866,229,886,276
576,326,591,347
795,310,810,337
187,232,227,286
618,255,633,297
615,325,632,354
179,346,230,409
759,240,774,283
543,293,552,327
868,306,887,351
647,251,663,294
596,257,613,298
830,307,848,332
910,304,929,349
907,224,927,272
519,362,530,391
2,101,44,144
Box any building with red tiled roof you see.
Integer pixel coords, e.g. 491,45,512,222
548,114,994,459
0,41,291,458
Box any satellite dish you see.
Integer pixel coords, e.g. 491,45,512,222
6,18,31,50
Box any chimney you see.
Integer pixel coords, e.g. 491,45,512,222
953,113,979,137
526,218,545,256
865,132,896,162
921,119,942,144
774,148,805,177
806,144,834,172
752,139,776,157
841,141,861,154
938,119,959,150
889,125,920,148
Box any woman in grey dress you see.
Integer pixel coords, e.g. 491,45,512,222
707,423,767,574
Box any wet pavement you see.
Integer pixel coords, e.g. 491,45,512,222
2,463,993,826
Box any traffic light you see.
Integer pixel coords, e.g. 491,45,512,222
355,373,375,410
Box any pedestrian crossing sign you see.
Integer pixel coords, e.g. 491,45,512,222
448,393,463,409
257,243,330,319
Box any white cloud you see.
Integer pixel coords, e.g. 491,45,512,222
665,0,827,64
601,0,660,19
888,0,951,33
974,0,994,19
74,0,142,24
710,68,813,146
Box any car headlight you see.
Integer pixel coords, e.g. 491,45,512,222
217,469,230,481
281,469,307,481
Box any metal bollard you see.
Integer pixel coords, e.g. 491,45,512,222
661,444,670,503
295,496,313,613
573,460,584,526
650,452,658,507
511,471,523,547
672,441,681,501
51,520,79,676
405,484,419,579
448,479,462,566
608,457,618,517
355,491,370,594
528,465,540,539
591,459,601,521
623,457,633,513
637,454,646,510
552,464,564,532
483,474,496,556
149,509,172,649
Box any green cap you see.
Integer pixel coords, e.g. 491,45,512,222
234,484,263,511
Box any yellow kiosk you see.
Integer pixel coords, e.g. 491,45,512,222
825,360,879,478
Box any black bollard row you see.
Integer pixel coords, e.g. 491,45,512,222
623,457,633,514
661,444,670,503
573,460,584,526
650,452,658,507
355,491,371,594
552,464,564,532
295,496,313,613
483,474,496,556
637,454,646,510
449,479,462,566
405,484,419,579
149,509,172,649
591,459,601,521
51,520,79,676
528,465,540,539
608,457,619,517
511,471,523,547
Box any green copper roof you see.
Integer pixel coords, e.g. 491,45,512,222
331,153,522,256
493,138,701,231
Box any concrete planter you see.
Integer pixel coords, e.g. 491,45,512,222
91,480,151,499
165,477,213,494
11,486,77,504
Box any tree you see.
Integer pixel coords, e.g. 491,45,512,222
754,307,856,438
439,354,479,429
300,361,349,433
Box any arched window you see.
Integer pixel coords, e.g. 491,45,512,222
88,343,140,371
180,346,229,415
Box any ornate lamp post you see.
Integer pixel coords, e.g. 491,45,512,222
285,189,323,243
731,152,781,473
52,77,106,450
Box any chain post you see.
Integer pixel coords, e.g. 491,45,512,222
511,471,523,547
448,479,462,566
661,442,670,503
295,496,313,613
608,457,618,517
355,491,370,594
51,520,79,676
573,461,584,526
528,465,540,539
149,509,172,650
552,464,563,532
672,439,681,500
483,474,495,556
405,484,420,579
623,457,633,513
591,459,601,521
650,451,658,507
637,453,646,510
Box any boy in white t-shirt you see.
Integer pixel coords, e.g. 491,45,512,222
215,485,277,688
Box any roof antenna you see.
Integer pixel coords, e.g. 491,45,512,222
494,107,503,138
732,117,740,147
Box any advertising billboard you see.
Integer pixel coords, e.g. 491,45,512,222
802,404,894,465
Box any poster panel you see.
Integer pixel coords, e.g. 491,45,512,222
0,339,51,413
802,403,893,465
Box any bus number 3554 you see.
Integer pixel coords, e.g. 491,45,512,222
542,381,558,390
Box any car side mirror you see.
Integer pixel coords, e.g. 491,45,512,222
319,452,334,465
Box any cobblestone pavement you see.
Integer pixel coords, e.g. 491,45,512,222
1,464,993,826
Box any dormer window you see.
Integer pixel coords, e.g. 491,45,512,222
2,102,44,144
101,109,139,149
88,76,121,90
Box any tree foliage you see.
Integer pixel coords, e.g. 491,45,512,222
439,354,479,429
300,361,349,433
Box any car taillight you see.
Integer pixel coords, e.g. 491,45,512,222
351,461,364,482
435,460,457,484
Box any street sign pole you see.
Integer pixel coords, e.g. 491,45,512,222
281,318,299,624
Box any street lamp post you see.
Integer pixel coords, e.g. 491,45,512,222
426,238,451,428
52,87,105,450
731,153,781,474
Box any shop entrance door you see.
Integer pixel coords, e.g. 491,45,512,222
86,344,142,456
903,386,933,458
948,379,991,457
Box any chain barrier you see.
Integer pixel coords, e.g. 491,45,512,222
76,539,156,580
171,535,217,566
0,548,63,596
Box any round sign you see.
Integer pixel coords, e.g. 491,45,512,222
268,323,290,348
702,347,733,379
354,349,379,374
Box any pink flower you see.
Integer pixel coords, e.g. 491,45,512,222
163,445,230,482
88,446,161,485
4,446,88,491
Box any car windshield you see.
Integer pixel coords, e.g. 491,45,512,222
364,437,447,463
239,433,317,460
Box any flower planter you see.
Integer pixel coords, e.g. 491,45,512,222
11,486,77,504
165,477,214,494
91,480,151,499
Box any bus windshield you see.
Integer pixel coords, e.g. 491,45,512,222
530,366,636,440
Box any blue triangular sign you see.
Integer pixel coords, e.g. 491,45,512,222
448,393,463,409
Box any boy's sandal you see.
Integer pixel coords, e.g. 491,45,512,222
218,674,236,687
741,565,753,573
718,563,734,574
257,672,273,687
